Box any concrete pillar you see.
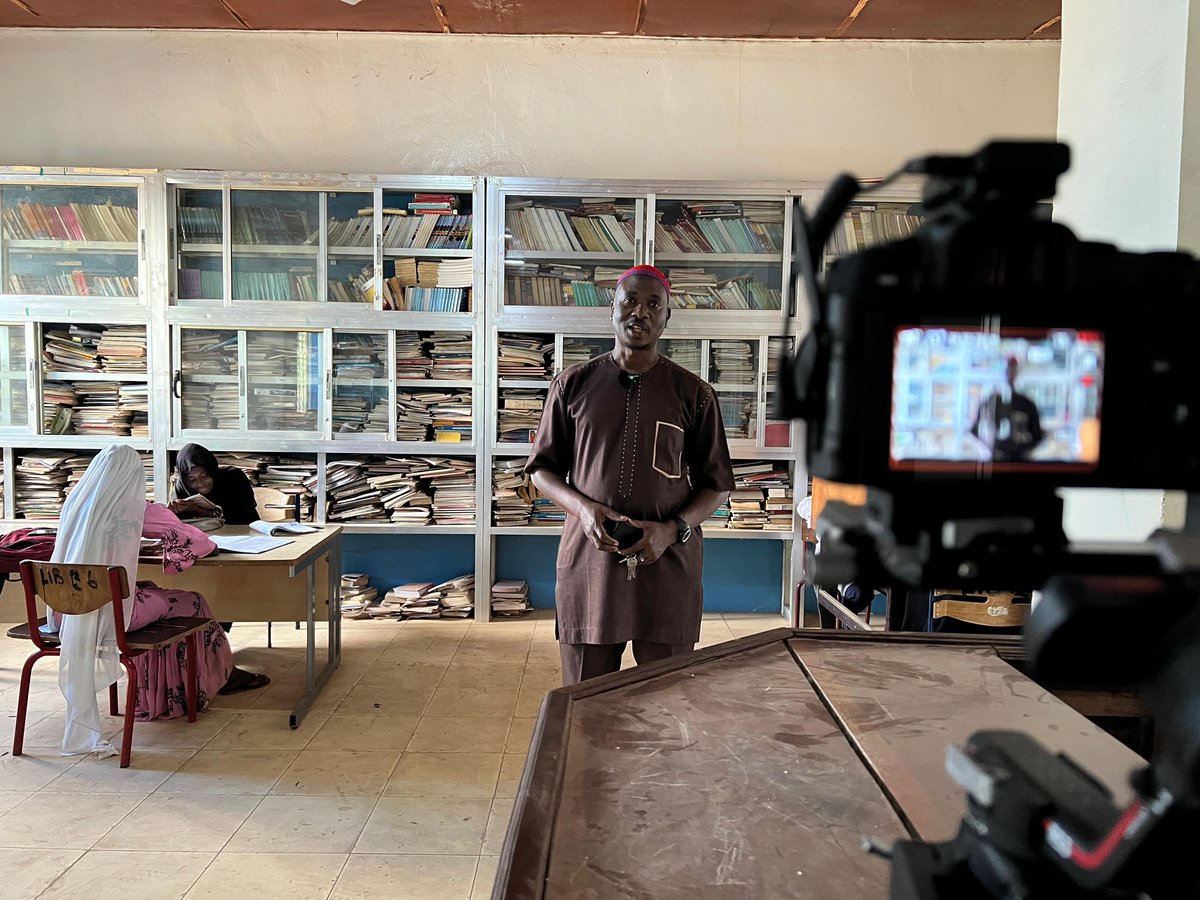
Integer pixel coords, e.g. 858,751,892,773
1054,0,1198,541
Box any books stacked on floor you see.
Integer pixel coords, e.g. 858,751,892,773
382,582,441,619
498,389,545,443
396,330,433,380
15,450,74,518
530,488,566,525
418,457,476,525
491,580,532,617
428,332,472,380
42,325,103,373
325,458,387,522
435,574,475,618
340,573,378,619
96,326,148,373
492,459,533,526
497,334,552,379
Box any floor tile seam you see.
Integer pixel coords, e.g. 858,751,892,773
347,788,396,856
206,792,269,862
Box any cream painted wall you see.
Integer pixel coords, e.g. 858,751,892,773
0,30,1059,180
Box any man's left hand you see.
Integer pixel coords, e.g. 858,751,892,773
624,519,677,566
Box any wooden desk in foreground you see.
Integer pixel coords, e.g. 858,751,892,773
496,629,1145,899
137,524,343,728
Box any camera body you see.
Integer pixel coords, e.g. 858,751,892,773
788,142,1200,589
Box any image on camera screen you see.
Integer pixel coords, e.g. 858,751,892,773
889,326,1104,471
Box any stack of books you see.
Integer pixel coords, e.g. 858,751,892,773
663,339,703,374
430,390,472,443
71,382,131,435
418,457,476,526
363,457,432,524
436,258,473,289
2,200,139,242
492,459,532,526
562,337,608,370
436,573,475,618
42,382,77,434
14,451,74,519
491,580,532,617
383,582,442,619
340,573,378,618
246,332,319,432
60,454,96,502
396,330,433,380
42,326,103,373
230,204,312,245
721,463,793,530
497,334,552,379
530,488,566,525
497,390,545,443
333,333,388,434
325,458,387,522
96,326,148,373
710,340,757,385
428,332,472,380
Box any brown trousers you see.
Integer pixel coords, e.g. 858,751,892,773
559,640,695,687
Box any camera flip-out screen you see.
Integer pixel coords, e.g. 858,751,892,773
889,326,1104,472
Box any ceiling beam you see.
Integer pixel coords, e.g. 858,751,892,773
831,0,872,39
1027,15,1061,39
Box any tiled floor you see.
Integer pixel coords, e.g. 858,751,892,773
0,610,781,899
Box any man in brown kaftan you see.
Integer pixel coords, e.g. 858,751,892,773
526,265,734,686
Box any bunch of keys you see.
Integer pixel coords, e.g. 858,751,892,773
619,552,643,581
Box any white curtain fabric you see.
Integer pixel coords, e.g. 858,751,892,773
49,445,146,757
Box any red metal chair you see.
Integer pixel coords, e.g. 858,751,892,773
7,560,213,768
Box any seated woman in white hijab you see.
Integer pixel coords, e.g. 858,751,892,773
50,445,234,756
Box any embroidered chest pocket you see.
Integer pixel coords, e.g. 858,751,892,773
652,421,685,479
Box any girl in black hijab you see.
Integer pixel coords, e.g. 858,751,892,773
171,443,259,525
170,443,269,694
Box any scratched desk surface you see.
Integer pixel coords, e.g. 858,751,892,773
545,642,902,899
498,631,1145,900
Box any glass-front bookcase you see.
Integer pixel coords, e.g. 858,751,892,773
0,177,144,301
170,177,478,312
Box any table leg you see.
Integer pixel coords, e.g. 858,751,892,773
288,549,341,729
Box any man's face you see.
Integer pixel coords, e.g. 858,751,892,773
611,275,669,351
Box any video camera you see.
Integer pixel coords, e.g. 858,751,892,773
779,142,1200,899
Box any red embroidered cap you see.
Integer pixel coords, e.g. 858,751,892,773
616,264,671,296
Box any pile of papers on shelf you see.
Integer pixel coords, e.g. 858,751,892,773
42,326,103,373
492,459,533,526
662,339,702,374
216,454,316,521
497,334,552,379
62,453,98,500
530,488,566,525
710,340,757,385
333,333,388,434
436,259,473,289
396,390,438,441
340,573,379,619
725,463,793,530
14,450,75,519
42,382,77,433
181,330,238,375
72,381,132,436
491,580,532,617
498,389,545,444
562,337,609,370
428,332,472,381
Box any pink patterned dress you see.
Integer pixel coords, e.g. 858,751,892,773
128,503,233,720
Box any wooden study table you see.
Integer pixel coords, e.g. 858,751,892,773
137,524,343,728
495,629,1145,899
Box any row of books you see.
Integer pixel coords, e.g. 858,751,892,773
2,201,139,243
341,573,476,620
498,389,544,443
710,340,758,385
230,205,313,246
321,456,476,525
506,204,636,255
213,452,317,521
396,330,473,380
43,381,148,437
395,389,472,442
14,449,153,519
827,206,923,257
42,324,147,374
653,201,785,255
667,271,782,311
7,273,138,298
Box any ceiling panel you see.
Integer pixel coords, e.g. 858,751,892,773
225,0,440,32
441,0,638,35
642,0,855,39
847,0,1061,40
21,0,241,29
